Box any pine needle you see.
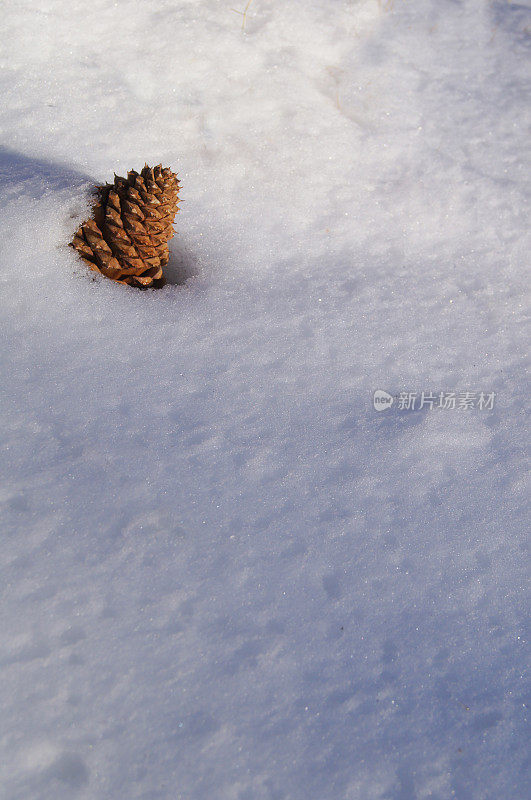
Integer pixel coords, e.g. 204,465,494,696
231,0,254,32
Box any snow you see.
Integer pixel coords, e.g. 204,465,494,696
0,0,529,798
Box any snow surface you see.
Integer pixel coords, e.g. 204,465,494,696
0,1,529,798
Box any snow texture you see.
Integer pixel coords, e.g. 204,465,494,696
0,1,529,798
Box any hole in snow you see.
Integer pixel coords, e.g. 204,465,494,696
163,238,199,286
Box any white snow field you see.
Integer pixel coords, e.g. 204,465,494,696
0,0,529,798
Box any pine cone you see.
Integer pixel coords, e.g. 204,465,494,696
71,164,180,288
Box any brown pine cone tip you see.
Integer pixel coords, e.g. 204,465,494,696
71,164,181,288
